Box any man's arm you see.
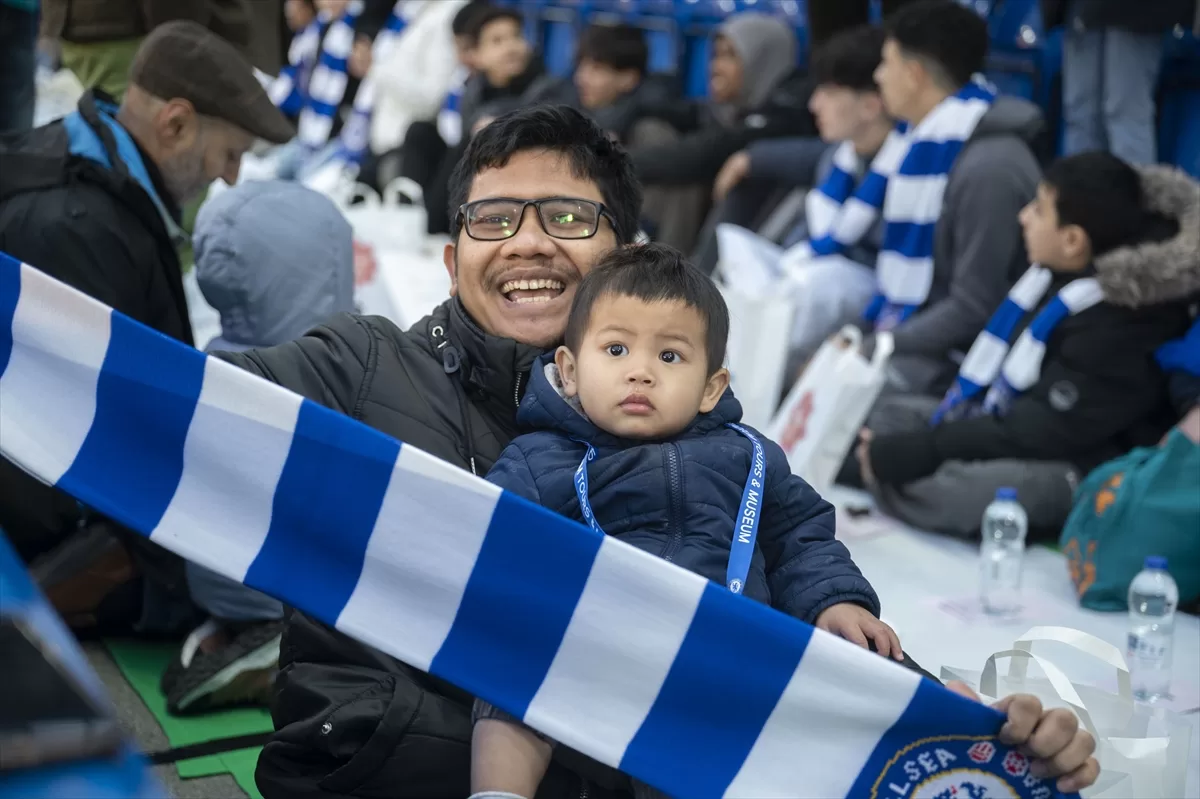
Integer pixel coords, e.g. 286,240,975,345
630,125,747,186
756,439,880,624
212,313,375,412
744,137,830,187
888,138,1039,357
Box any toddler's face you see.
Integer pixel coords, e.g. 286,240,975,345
556,295,729,440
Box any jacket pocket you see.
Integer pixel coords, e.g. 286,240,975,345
317,663,472,797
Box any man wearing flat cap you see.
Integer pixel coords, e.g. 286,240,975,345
0,21,293,630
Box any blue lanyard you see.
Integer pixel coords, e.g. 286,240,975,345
572,423,766,595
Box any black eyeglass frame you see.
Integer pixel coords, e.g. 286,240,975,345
455,197,618,241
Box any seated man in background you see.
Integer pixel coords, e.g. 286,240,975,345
629,12,816,253
0,22,292,633
835,0,1044,401
858,153,1199,539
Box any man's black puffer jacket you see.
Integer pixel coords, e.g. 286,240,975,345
216,299,618,799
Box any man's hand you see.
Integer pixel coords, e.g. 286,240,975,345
946,683,1100,794
855,428,876,487
349,36,373,79
815,602,903,661
1180,404,1200,444
713,151,750,202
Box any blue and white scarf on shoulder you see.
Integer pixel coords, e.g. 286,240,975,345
339,0,427,163
864,78,997,331
269,1,365,150
793,130,908,263
270,1,420,163
931,265,1106,425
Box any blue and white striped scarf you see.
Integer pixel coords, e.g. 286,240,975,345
340,0,424,162
0,252,1075,799
932,265,1105,425
864,79,996,331
268,1,364,151
437,66,470,148
794,131,907,262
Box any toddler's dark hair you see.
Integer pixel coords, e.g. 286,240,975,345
564,244,729,376
1043,151,1178,257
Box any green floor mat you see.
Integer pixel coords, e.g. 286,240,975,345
105,639,272,799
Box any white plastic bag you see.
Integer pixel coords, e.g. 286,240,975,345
720,283,795,431
766,326,893,493
341,177,427,254
940,626,1192,799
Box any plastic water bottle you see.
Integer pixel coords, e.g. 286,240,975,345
1127,556,1177,702
980,487,1027,615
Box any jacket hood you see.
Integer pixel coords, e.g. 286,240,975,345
193,180,355,351
64,92,186,245
717,13,797,112
1096,166,1200,308
972,95,1044,146
516,354,744,448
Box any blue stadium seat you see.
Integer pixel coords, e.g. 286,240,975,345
1158,30,1200,177
542,5,580,76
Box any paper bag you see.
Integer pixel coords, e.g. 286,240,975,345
940,626,1192,799
766,326,893,494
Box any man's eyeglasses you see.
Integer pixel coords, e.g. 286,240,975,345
457,197,615,241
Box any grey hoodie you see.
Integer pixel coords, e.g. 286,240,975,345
193,180,355,353
715,13,798,117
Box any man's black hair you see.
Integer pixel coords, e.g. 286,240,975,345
564,244,729,375
1043,151,1176,258
452,0,489,39
575,23,649,76
464,5,523,45
448,105,643,245
884,0,988,90
809,24,886,92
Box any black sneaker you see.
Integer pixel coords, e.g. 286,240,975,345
162,619,283,715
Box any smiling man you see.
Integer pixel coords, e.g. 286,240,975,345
211,106,1097,799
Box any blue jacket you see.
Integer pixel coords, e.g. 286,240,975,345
486,359,881,624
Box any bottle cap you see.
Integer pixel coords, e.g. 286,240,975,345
995,487,1017,501
1144,555,1168,570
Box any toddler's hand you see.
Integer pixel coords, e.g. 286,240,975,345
815,602,903,661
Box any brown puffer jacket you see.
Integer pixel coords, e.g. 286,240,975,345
40,0,252,50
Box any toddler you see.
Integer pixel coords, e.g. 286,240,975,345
472,244,901,799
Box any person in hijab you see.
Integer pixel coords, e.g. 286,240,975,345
628,12,816,252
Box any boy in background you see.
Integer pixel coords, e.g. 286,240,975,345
858,153,1199,539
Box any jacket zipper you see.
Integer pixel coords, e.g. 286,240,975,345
578,781,590,799
661,443,685,564
513,370,524,409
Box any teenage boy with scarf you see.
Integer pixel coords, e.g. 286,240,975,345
855,0,1043,397
856,152,1200,539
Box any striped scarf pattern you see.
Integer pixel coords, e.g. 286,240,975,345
266,1,366,151
797,131,907,262
932,265,1105,425
864,79,996,331
339,0,420,162
0,251,1072,799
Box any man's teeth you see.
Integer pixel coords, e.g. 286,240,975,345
500,278,564,294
